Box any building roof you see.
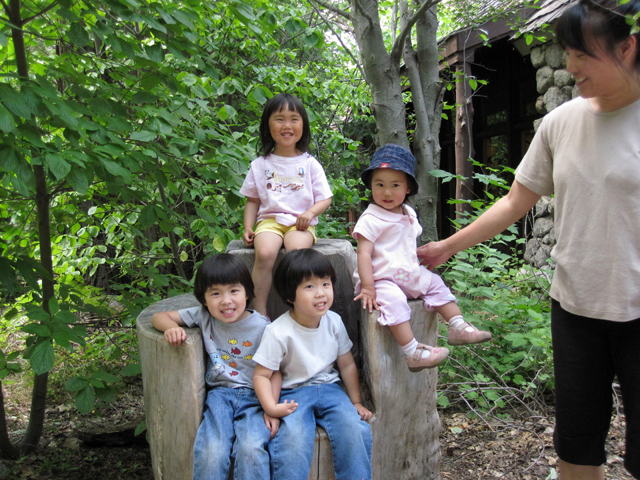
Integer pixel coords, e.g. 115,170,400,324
517,0,574,34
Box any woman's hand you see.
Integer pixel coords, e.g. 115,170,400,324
417,241,452,270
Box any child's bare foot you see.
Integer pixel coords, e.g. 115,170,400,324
447,322,491,346
405,344,449,372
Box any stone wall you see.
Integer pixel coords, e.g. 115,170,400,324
524,41,575,268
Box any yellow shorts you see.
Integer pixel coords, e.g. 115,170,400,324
254,218,317,243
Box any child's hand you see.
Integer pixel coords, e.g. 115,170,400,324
164,326,186,346
295,210,314,231
243,228,255,247
354,287,379,313
268,399,298,418
354,402,372,421
264,413,281,439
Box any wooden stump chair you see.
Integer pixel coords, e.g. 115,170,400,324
137,238,441,480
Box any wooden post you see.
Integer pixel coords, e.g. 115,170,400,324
361,301,442,480
137,294,206,480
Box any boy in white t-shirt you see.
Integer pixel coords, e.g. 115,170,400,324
252,248,373,480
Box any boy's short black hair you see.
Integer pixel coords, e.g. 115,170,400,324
193,254,255,306
273,249,336,307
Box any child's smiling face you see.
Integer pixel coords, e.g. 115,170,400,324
371,168,411,214
268,107,303,156
203,283,249,323
290,275,334,327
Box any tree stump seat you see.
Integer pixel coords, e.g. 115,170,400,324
137,239,441,480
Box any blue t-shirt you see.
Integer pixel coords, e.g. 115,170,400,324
178,306,269,389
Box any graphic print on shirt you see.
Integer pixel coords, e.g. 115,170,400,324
206,352,226,383
264,167,305,193
393,268,411,285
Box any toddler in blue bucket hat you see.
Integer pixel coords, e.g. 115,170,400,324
353,144,491,371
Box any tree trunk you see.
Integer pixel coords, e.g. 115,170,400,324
349,0,443,243
5,0,53,457
454,62,474,219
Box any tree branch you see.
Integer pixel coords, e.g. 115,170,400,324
22,0,58,25
309,1,366,81
309,0,351,20
353,0,375,28
391,0,442,64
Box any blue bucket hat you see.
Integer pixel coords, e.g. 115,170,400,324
361,144,419,195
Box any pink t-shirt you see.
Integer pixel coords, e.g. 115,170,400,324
353,204,428,291
239,153,332,227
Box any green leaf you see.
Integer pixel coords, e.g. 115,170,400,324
145,43,165,63
68,22,91,47
249,86,267,105
99,158,133,182
0,146,19,171
0,257,17,294
0,84,33,118
90,371,122,384
54,310,79,324
65,376,90,392
75,385,95,414
0,104,17,133
172,10,195,29
285,18,302,35
95,386,116,403
66,168,90,194
25,306,51,322
48,297,60,315
229,1,255,23
134,419,146,436
22,324,52,337
130,131,157,142
120,363,142,376
47,154,71,180
137,204,157,229
131,92,159,104
30,341,54,375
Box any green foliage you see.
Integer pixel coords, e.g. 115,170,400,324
432,163,553,414
0,0,374,439
437,238,553,412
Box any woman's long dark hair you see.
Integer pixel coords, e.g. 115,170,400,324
556,0,640,72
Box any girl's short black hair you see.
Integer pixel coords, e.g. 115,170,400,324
556,0,640,72
193,254,255,306
273,249,336,307
258,93,312,157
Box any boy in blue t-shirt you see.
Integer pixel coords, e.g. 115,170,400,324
151,253,291,480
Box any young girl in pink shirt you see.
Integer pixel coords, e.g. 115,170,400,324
354,144,491,371
240,94,332,315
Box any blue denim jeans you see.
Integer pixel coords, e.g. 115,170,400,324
270,383,372,480
192,387,271,480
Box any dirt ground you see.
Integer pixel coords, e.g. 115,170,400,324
2,379,635,480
